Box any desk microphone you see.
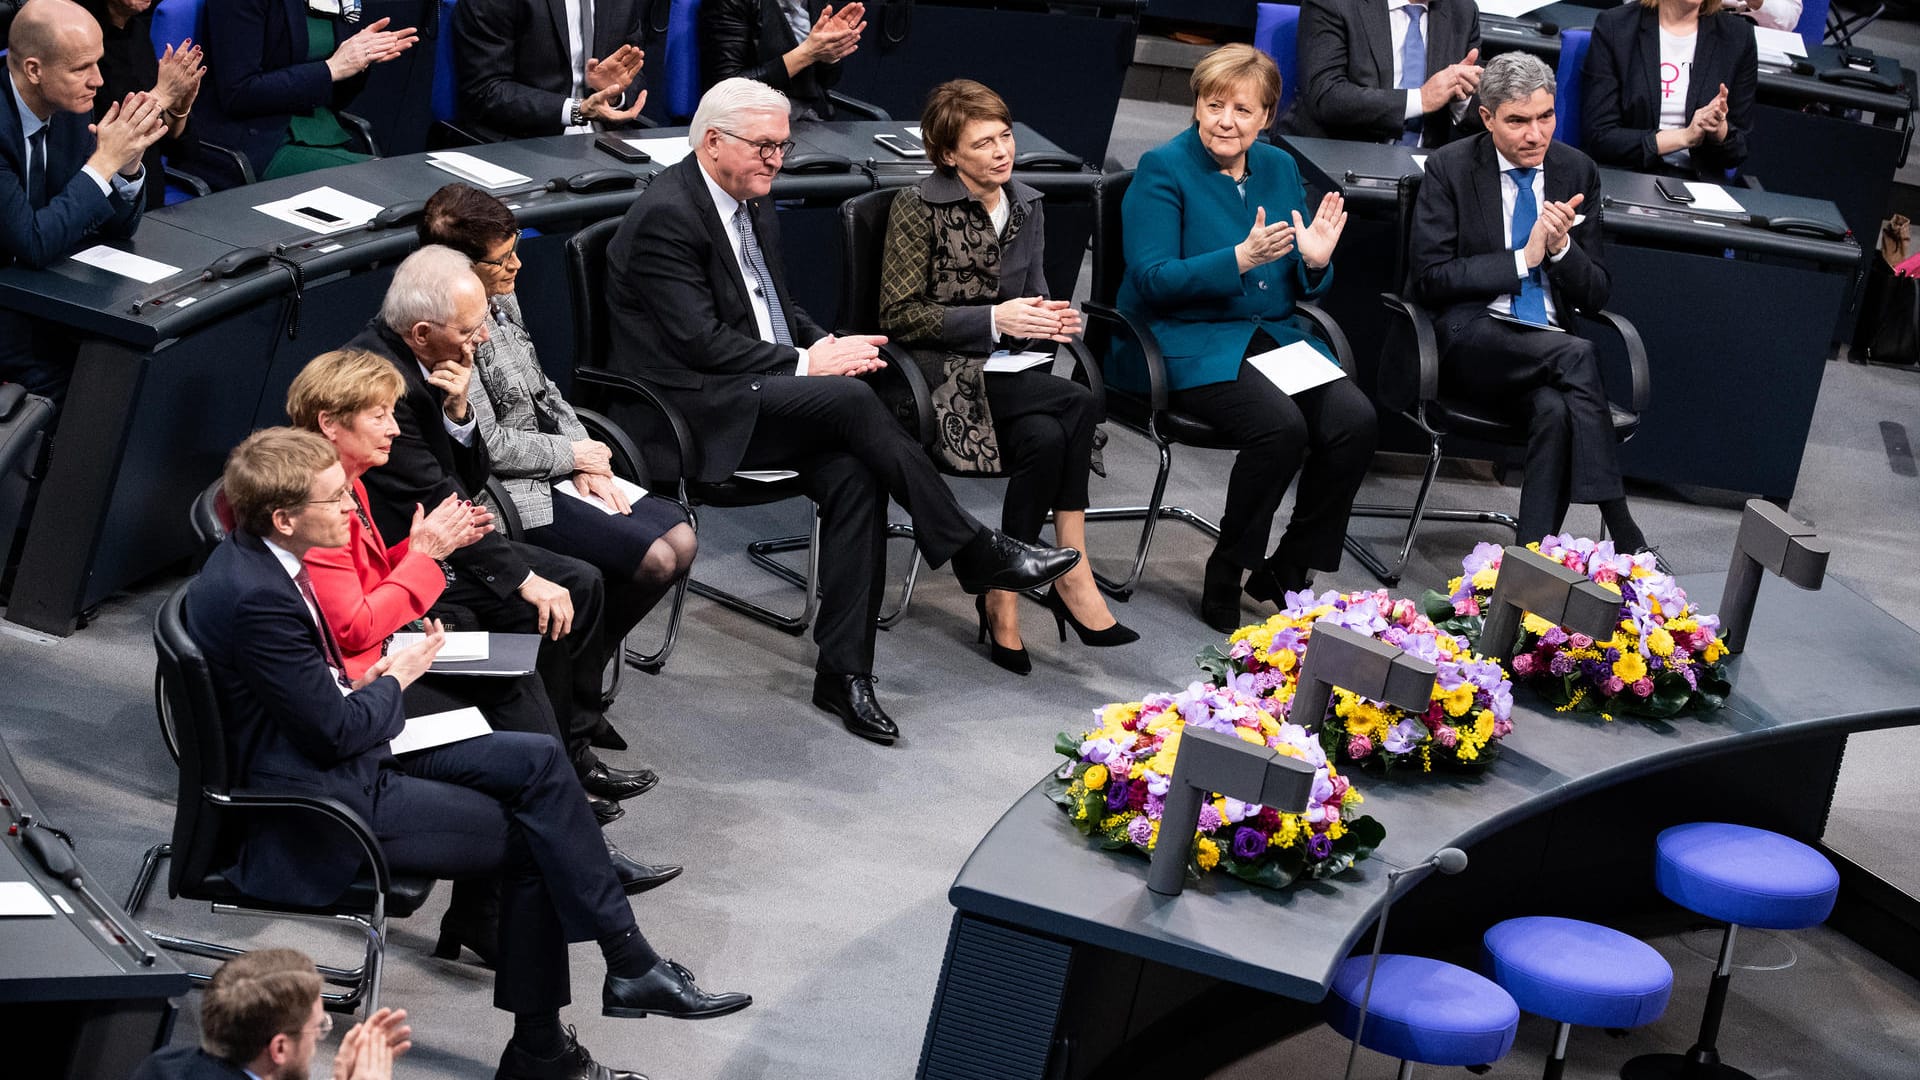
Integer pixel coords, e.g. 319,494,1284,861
1341,847,1470,1080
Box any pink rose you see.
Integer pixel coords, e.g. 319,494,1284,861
1632,678,1655,697
1347,735,1374,758
1435,725,1459,747
1493,718,1513,737
1569,633,1593,649
1603,676,1626,695
1329,775,1350,801
1512,653,1535,675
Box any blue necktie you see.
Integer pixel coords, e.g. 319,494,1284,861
1507,167,1549,326
1398,4,1427,146
26,126,47,210
734,203,793,346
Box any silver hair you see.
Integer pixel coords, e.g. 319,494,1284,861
688,77,790,148
1478,51,1557,115
379,245,477,332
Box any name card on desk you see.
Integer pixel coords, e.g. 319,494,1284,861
1247,340,1347,396
69,245,182,284
0,881,56,917
390,707,491,756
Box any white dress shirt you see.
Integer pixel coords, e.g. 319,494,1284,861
698,159,813,373
8,72,144,202
1736,0,1803,33
1387,0,1472,125
1487,148,1572,325
561,0,592,132
417,360,479,445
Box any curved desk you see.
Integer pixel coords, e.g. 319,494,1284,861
916,572,1920,1079
0,122,1096,636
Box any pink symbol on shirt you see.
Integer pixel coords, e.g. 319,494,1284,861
1660,62,1680,98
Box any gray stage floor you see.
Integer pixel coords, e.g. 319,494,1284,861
4,94,1918,1080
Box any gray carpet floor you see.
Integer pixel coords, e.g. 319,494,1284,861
5,85,1919,1080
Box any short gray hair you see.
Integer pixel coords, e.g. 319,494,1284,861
379,245,477,332
1479,52,1556,115
688,77,790,148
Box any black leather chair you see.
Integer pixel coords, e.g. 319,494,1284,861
565,217,920,639
1348,177,1651,584
188,477,231,560
127,582,435,1014
1078,169,1365,599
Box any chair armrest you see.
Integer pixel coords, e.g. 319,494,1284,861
338,112,381,157
1057,338,1106,412
482,476,525,540
827,91,892,121
1082,299,1169,412
162,162,211,198
192,140,258,187
1579,308,1651,414
866,343,935,447
1377,292,1441,416
571,367,696,507
210,790,394,897
1294,300,1355,374
571,407,648,485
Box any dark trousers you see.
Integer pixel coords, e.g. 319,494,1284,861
1169,355,1378,571
372,732,644,1014
433,541,607,773
983,370,1099,543
1439,313,1624,542
739,376,982,676
525,489,688,655
403,673,562,744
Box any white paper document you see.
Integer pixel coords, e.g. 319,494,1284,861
624,137,692,166
1246,341,1347,396
984,351,1054,374
0,880,57,917
391,630,489,661
390,706,492,756
907,126,923,138
253,186,384,234
427,152,531,189
70,244,181,283
734,469,801,482
1682,183,1746,214
1411,154,1428,173
1475,0,1555,15
1753,26,1809,66
555,475,648,514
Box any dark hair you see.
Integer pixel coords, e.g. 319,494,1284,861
920,80,1013,177
199,949,323,1064
418,183,518,261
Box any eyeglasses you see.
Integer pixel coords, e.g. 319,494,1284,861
476,236,521,268
303,484,353,507
716,129,796,163
287,1012,334,1039
429,319,489,344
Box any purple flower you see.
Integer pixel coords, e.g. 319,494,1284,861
1106,780,1131,811
1145,773,1171,798
1145,792,1166,818
1232,826,1268,860
1383,718,1425,755
1542,627,1569,647
1548,653,1577,676
1197,803,1223,833
1307,833,1334,859
1127,816,1154,846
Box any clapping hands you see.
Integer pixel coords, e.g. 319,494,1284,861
1524,191,1585,269
802,3,867,66
327,17,420,82
1420,47,1482,113
1686,83,1731,146
153,39,205,120
331,1007,412,1080
582,45,648,124
408,494,493,561
1292,191,1348,270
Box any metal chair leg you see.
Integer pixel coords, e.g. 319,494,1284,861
623,573,689,674
691,512,824,634
1082,439,1223,600
1346,434,1518,586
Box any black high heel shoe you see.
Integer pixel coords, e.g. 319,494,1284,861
1201,554,1244,634
1043,587,1140,646
975,594,1032,675
1243,561,1311,606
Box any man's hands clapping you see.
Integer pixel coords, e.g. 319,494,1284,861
807,334,888,377
1523,191,1584,269
581,45,648,124
88,92,168,178
799,3,867,67
327,17,419,82
332,1007,412,1080
1419,47,1482,113
994,297,1082,343
354,620,444,690
408,494,493,561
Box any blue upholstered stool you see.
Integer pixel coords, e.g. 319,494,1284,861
1484,916,1673,1080
1621,823,1840,1080
1326,954,1520,1078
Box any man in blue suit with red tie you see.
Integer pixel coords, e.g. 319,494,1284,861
1,0,165,401
189,428,752,1080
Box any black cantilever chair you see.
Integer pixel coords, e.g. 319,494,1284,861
1077,169,1368,600
1346,176,1652,584
563,218,913,639
127,583,436,1014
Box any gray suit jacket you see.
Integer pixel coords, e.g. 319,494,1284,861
1279,0,1483,146
470,293,591,529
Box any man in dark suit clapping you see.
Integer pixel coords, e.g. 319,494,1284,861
1409,51,1650,552
603,77,1080,745
1281,0,1484,147
453,0,649,139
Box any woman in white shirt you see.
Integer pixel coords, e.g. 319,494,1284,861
1583,0,1759,178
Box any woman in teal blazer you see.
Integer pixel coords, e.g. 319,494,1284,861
1111,44,1378,633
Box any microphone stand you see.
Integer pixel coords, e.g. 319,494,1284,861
1342,850,1467,1080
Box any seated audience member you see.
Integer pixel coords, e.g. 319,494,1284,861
130,949,411,1080
604,77,1080,744
194,0,416,188
1280,0,1483,148
287,347,681,905
2,0,165,400
877,80,1136,674
1584,0,1757,179
1411,52,1652,552
453,0,647,139
1115,45,1376,634
700,0,865,120
345,246,656,806
80,0,204,211
1727,0,1801,31
417,184,695,685
187,428,750,1080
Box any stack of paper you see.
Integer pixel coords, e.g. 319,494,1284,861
555,475,649,514
983,351,1054,374
1682,183,1747,214
70,245,181,283
1754,25,1809,67
391,630,490,661
253,186,384,234
427,152,531,189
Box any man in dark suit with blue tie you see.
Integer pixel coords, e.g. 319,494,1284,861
1,0,165,401
188,427,750,1080
1281,0,1484,147
1409,51,1650,553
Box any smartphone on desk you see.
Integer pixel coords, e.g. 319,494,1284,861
1654,179,1694,205
295,206,345,225
873,133,925,158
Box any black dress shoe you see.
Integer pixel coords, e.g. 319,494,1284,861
1201,554,1244,634
579,762,660,802
587,718,629,752
432,908,500,968
1243,561,1309,606
589,795,625,828
606,837,683,896
603,958,753,1020
810,673,899,744
495,1026,645,1080
949,529,1081,595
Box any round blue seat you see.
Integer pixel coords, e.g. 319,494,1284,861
1484,917,1673,1029
1327,954,1520,1068
1655,822,1839,930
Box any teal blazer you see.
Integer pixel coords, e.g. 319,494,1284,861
1109,126,1333,394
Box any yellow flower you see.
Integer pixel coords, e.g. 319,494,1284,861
1647,627,1675,657
1474,709,1495,742
1083,764,1109,790
1129,760,1148,779
1457,741,1480,761
1327,819,1348,840
1470,566,1499,590
1613,652,1647,682
1598,579,1622,595
1442,683,1476,717
1446,575,1465,595
1521,612,1555,635
1703,637,1727,663
1271,816,1303,848
1269,648,1297,673
1195,836,1221,871
1236,725,1266,746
